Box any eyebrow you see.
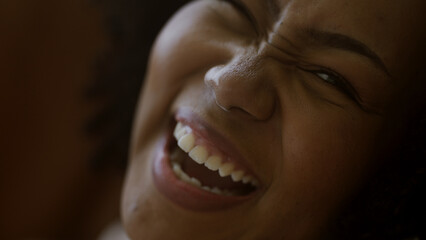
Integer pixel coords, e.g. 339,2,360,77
302,28,391,77
265,0,391,78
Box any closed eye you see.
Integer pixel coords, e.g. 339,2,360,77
300,66,362,105
316,72,337,84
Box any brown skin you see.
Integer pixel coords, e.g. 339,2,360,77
122,0,425,239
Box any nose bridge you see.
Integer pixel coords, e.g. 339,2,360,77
205,52,275,120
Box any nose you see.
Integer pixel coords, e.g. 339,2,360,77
204,54,276,121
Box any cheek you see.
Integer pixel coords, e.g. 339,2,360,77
261,76,386,227
280,108,383,216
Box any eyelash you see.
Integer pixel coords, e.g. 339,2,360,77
311,69,342,86
220,0,361,105
306,67,360,102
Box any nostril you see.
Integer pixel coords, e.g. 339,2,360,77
211,83,276,121
204,58,276,121
214,98,231,112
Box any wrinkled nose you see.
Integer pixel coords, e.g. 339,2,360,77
204,54,276,121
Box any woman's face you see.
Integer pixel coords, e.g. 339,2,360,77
122,0,424,239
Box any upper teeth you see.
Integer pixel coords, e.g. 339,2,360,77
173,121,259,187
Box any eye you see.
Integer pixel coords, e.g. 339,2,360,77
303,67,361,104
315,72,338,85
310,69,344,88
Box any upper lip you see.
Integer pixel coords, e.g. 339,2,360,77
174,108,260,184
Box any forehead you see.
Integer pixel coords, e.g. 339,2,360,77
254,0,426,79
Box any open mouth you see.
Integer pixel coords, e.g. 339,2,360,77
152,110,261,211
169,121,259,196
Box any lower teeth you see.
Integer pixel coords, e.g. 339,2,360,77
171,162,236,196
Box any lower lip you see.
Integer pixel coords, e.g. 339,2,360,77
152,134,255,211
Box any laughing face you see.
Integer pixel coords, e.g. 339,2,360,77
122,0,425,239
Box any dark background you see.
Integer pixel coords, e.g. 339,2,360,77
0,0,187,239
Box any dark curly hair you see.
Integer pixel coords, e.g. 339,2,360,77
91,0,426,238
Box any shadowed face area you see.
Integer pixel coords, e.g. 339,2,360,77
122,0,425,239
